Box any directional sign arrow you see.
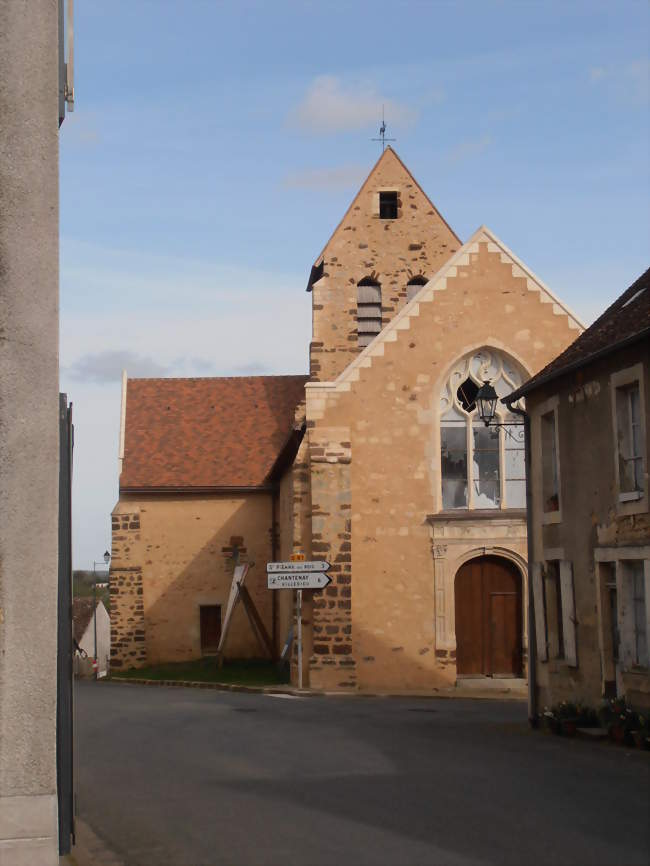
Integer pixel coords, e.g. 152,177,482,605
267,572,332,590
267,561,331,574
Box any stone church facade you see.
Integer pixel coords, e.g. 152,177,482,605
111,148,584,691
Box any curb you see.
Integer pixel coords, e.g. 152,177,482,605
106,677,527,701
107,677,300,695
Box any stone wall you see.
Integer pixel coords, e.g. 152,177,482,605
110,509,146,668
310,148,460,382
110,493,274,668
305,230,581,691
529,340,650,710
308,432,355,689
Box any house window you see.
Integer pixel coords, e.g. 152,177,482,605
541,410,560,513
545,562,565,659
357,277,382,348
616,382,644,498
379,191,398,219
439,348,526,510
629,561,648,667
406,276,428,302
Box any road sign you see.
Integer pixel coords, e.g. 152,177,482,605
267,560,331,574
267,572,332,590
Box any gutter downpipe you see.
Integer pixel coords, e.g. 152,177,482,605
503,398,538,725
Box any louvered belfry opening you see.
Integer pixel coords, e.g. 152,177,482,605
357,277,382,347
406,275,428,302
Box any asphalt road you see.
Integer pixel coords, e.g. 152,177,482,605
75,682,649,866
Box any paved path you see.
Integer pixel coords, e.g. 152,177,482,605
75,681,649,866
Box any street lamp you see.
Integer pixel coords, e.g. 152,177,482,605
476,381,499,427
475,379,538,725
92,551,111,679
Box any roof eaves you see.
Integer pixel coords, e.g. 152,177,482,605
506,325,650,401
120,485,273,496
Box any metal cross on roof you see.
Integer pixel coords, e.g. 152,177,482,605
371,105,396,152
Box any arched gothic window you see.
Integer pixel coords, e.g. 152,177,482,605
357,277,382,347
439,348,526,511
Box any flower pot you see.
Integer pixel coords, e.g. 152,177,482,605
561,719,578,737
609,724,625,743
544,716,561,735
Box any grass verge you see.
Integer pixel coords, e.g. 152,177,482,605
111,657,289,687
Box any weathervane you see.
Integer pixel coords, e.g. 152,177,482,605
371,105,396,152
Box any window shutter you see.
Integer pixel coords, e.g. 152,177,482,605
560,561,577,667
372,192,380,216
532,563,548,662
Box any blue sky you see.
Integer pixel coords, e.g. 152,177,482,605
60,0,650,568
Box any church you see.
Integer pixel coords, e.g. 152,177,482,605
110,147,583,692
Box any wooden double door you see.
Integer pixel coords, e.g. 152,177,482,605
455,556,522,677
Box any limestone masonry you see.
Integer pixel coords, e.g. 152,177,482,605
111,147,583,693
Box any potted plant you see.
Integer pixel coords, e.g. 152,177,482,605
544,702,583,736
598,698,638,744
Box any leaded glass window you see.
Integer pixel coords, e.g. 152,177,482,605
440,348,526,510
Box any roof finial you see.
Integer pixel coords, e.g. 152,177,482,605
371,104,396,152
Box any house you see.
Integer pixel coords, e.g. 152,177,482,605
73,598,111,678
111,147,583,693
507,268,650,711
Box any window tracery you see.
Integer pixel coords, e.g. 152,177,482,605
440,348,526,510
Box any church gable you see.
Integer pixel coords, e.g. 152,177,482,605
306,226,584,422
309,147,461,382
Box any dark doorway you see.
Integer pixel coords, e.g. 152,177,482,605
200,605,222,654
455,556,522,676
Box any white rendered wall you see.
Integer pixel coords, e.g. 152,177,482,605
0,1,61,863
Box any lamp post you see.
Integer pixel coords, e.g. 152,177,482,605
475,381,538,725
92,550,111,680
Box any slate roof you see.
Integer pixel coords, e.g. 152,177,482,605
120,375,308,491
72,598,96,641
508,267,650,400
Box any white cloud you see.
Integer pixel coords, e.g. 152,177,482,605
60,241,312,567
63,350,222,383
588,58,649,103
446,134,492,166
290,75,417,134
65,350,171,383
282,164,367,191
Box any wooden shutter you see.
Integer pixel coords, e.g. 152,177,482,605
560,561,577,666
532,563,548,662
372,192,380,216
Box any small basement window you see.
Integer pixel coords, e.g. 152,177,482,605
379,191,398,219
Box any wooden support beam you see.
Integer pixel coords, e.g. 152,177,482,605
239,585,275,660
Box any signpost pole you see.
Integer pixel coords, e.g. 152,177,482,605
297,589,303,691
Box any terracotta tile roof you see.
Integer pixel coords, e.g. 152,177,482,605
509,267,650,399
120,375,308,491
73,598,96,641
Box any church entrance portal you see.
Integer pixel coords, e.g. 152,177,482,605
455,556,522,677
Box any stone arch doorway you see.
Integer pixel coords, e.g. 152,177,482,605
455,555,522,676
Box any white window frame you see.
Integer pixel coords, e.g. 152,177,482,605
594,547,650,675
533,395,562,525
610,364,648,515
533,554,577,667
